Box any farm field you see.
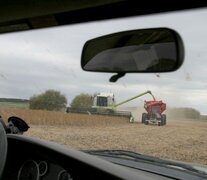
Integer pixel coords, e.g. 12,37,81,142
1,108,207,165
27,120,207,165
0,102,29,109
0,98,29,109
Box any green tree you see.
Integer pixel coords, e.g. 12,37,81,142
70,93,93,109
29,90,67,111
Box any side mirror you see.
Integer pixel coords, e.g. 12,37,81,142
81,28,184,79
8,116,30,134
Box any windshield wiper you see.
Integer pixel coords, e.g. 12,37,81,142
83,150,207,177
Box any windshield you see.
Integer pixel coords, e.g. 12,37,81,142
0,8,207,166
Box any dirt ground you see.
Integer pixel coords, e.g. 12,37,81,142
26,119,207,165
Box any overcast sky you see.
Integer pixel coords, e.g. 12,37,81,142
0,8,207,114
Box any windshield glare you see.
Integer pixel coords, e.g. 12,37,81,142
0,8,207,166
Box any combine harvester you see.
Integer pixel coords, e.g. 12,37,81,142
68,90,167,125
67,92,148,121
92,91,155,122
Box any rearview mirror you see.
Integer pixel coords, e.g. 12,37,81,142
81,28,184,73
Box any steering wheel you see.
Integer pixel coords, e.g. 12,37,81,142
0,122,7,179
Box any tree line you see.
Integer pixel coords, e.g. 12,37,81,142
29,90,93,111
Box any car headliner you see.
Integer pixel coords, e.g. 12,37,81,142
0,0,207,34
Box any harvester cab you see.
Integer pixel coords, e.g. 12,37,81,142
92,92,115,108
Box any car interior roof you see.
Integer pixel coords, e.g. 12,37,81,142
0,0,207,34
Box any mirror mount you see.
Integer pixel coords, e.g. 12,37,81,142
109,72,126,82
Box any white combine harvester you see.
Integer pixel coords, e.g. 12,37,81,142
68,91,154,122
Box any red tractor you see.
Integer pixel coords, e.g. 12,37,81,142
142,100,167,126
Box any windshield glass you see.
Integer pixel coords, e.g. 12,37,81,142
0,8,207,166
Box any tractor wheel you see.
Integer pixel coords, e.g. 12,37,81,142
145,121,149,125
160,119,164,126
142,113,147,123
161,114,167,125
129,116,134,123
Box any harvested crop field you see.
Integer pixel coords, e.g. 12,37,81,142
28,120,207,165
1,108,207,165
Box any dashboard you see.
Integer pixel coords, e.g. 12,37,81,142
3,134,198,180
3,135,125,180
16,159,72,180
3,138,75,180
3,134,166,180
